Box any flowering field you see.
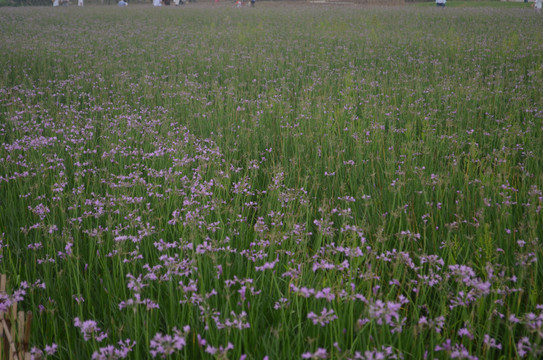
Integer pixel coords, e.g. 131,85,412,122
1,4,542,359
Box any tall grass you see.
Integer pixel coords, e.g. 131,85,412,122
1,4,542,359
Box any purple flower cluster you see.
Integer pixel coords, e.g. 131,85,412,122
92,339,136,360
74,317,108,342
150,326,189,358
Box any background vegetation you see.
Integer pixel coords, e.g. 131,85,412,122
1,4,542,359
0,0,536,8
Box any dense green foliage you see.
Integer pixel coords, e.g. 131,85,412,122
1,4,542,359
